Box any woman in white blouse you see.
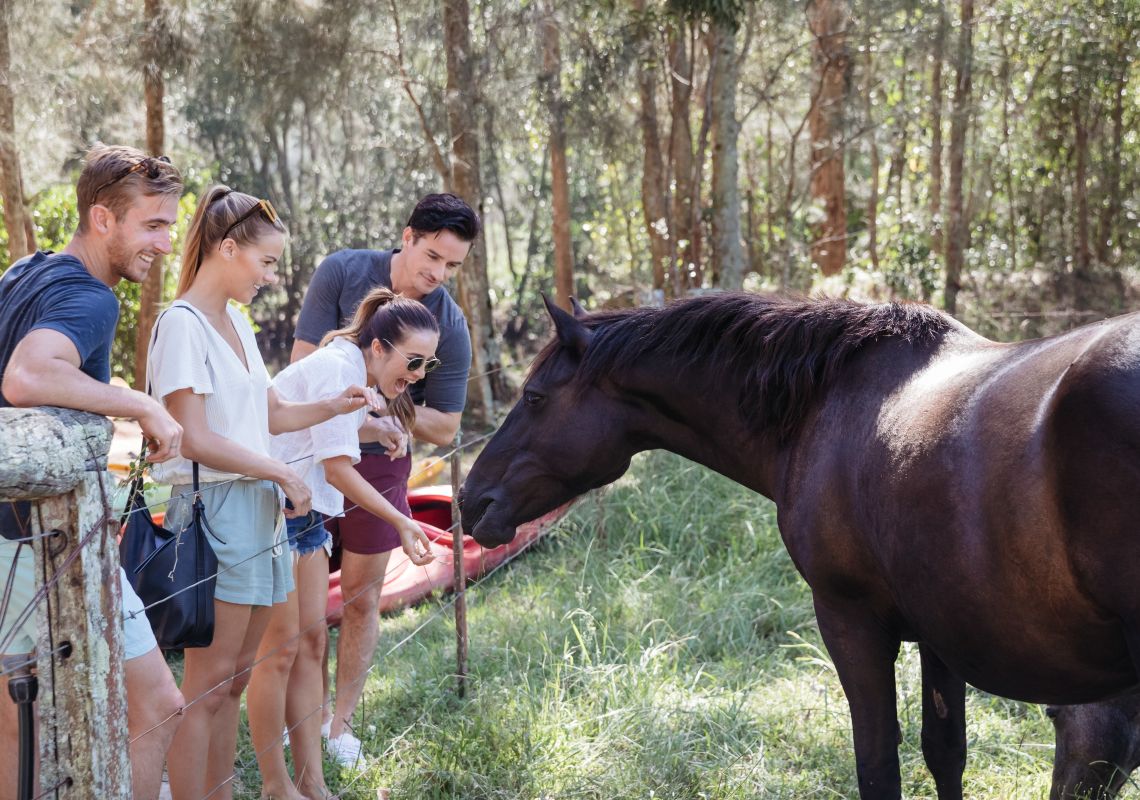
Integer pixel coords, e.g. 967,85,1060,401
147,186,380,800
247,287,437,799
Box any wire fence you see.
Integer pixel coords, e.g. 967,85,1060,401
0,395,565,800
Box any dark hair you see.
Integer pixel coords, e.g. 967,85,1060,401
320,287,440,434
176,185,289,296
76,143,183,233
406,193,480,243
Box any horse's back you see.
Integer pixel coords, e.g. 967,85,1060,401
1046,313,1140,618
789,312,1140,702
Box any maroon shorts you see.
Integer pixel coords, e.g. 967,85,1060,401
326,452,412,556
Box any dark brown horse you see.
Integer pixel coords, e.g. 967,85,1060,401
460,293,1140,799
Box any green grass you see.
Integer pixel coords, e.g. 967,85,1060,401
227,451,1138,799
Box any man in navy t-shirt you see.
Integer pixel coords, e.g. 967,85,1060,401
0,144,185,800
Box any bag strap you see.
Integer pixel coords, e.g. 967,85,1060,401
118,438,150,530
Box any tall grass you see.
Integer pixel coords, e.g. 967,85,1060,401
231,451,1136,799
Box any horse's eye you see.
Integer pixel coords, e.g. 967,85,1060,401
523,390,545,408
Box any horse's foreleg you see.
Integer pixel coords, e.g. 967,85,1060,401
815,602,903,800
918,643,966,800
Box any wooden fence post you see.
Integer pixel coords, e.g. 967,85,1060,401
450,431,468,697
0,407,131,799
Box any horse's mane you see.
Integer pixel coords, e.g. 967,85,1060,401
533,293,952,443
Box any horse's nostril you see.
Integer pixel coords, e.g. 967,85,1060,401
1045,706,1060,720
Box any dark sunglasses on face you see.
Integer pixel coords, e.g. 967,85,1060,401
222,198,279,241
92,155,172,201
383,339,442,373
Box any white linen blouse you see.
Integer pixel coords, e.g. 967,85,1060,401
269,337,368,517
147,300,273,485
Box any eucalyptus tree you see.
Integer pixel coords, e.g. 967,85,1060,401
0,0,32,264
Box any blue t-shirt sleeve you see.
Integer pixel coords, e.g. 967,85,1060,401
294,255,346,345
31,284,118,378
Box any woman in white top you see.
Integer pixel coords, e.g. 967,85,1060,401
246,287,436,800
148,186,380,800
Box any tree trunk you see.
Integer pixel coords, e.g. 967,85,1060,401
708,17,746,289
886,5,911,208
133,0,166,390
806,0,850,276
864,46,880,273
0,0,29,266
443,0,500,423
765,111,774,262
668,25,694,295
688,62,712,289
634,0,669,295
539,0,574,312
943,0,974,316
1095,55,1126,265
1072,102,1091,295
999,17,1017,274
483,106,515,283
930,0,946,258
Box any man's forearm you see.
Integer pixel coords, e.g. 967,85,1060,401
290,338,318,363
412,407,461,447
3,356,153,419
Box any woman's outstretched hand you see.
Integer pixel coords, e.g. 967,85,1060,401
330,384,384,416
397,517,435,566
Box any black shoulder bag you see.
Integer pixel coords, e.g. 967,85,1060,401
118,305,225,650
119,457,224,649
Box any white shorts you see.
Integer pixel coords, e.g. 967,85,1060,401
0,539,158,660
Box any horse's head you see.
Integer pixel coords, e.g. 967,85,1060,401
1047,698,1140,799
461,297,638,546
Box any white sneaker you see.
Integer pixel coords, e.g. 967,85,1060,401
321,719,332,739
325,730,365,769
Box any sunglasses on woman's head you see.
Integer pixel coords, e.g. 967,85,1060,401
92,155,172,200
222,198,279,240
383,339,442,373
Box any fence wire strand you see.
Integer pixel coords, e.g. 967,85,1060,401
2,401,526,798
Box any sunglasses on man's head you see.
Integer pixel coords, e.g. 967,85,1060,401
222,198,279,240
383,339,442,373
92,155,172,201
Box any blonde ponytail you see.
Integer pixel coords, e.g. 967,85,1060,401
176,185,289,297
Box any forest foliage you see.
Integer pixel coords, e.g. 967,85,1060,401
0,0,1136,395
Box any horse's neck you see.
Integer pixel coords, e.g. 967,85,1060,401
622,368,779,498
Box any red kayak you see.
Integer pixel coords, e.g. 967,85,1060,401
144,484,568,625
325,486,569,625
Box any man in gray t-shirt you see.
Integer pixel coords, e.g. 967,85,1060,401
290,193,479,766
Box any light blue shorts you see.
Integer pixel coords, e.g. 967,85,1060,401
166,479,293,606
0,539,158,660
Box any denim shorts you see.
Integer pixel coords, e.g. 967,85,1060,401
287,511,332,558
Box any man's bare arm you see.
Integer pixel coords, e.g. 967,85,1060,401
412,406,461,447
3,329,183,461
290,338,318,364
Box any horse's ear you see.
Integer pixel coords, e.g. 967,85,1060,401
570,296,587,319
543,294,592,355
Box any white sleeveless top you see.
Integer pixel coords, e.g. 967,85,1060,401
146,300,272,485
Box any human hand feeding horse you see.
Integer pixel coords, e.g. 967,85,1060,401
460,292,1140,800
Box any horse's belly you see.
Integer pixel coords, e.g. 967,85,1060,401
917,609,1137,704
